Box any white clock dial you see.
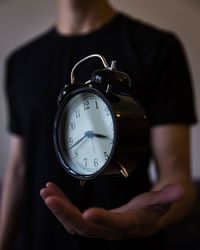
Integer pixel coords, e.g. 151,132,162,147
58,90,116,177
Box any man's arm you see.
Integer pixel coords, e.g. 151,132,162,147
0,135,25,250
150,124,197,228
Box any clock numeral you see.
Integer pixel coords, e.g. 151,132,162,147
95,101,99,109
70,122,76,130
74,150,79,158
105,107,110,116
104,151,109,160
94,158,98,167
83,100,90,110
83,158,87,166
75,109,80,118
67,137,73,146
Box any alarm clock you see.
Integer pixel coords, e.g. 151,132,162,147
53,54,149,181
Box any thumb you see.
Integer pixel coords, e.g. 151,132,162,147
154,183,185,204
112,184,185,215
149,184,185,214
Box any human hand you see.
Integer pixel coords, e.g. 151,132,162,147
40,182,184,240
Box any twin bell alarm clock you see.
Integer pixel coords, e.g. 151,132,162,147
53,54,149,182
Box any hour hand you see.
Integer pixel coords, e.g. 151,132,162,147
85,131,109,139
93,133,109,139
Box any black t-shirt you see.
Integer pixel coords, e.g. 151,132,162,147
5,13,197,250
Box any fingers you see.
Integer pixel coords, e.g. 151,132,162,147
44,197,113,238
44,195,83,232
40,183,114,239
40,182,66,199
40,182,82,234
40,182,118,239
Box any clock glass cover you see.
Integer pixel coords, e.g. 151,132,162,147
55,88,116,179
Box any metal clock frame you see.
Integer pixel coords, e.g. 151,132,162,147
53,86,118,180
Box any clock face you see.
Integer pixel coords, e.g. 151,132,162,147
55,89,116,179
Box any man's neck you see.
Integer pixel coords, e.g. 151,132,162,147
56,0,116,36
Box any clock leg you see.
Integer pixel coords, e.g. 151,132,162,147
80,180,86,186
115,161,129,178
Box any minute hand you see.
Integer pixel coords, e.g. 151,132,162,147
68,134,87,150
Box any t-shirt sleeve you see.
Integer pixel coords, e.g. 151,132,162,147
147,33,197,126
4,54,24,135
